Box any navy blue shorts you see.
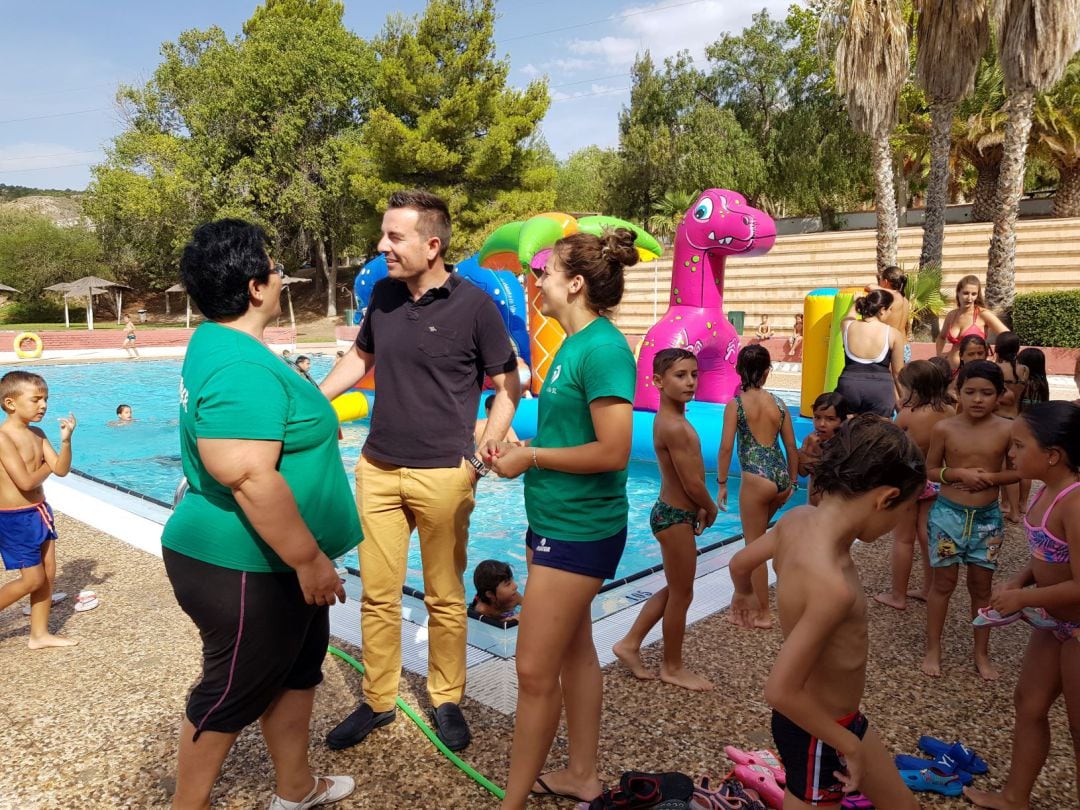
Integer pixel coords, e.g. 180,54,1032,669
772,709,869,805
0,501,57,570
525,526,627,580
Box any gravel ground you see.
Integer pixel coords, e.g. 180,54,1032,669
0,511,1075,809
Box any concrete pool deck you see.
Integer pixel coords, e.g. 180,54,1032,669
2,509,1077,808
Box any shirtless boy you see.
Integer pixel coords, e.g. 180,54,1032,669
614,349,718,691
0,371,77,648
730,415,923,808
922,360,1019,680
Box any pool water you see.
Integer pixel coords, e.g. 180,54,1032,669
12,356,806,592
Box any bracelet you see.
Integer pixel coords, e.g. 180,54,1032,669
939,466,949,485
716,478,727,485
531,447,541,470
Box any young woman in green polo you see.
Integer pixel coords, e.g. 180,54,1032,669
489,229,638,808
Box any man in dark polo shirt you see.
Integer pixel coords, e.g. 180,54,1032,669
320,190,520,752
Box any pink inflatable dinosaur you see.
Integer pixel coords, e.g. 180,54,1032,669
634,189,777,410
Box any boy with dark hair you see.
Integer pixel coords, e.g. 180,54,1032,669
0,371,78,648
469,559,522,620
922,360,1018,680
613,348,718,690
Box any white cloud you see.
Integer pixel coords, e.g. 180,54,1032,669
549,83,624,102
569,0,797,68
520,63,540,78
545,57,599,74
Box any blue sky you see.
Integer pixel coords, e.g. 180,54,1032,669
0,0,794,190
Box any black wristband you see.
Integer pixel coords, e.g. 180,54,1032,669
466,455,489,477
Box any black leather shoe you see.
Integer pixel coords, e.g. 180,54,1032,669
431,702,471,751
325,703,396,750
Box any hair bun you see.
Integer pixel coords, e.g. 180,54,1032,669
600,228,640,271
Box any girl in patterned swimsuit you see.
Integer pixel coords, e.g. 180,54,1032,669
717,344,798,629
966,402,1080,809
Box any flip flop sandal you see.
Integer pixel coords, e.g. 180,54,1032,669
894,753,973,784
731,765,783,810
74,592,99,613
840,794,873,809
916,737,988,774
620,771,694,802
723,746,786,785
898,768,962,797
21,592,67,615
972,607,1021,627
1020,606,1061,630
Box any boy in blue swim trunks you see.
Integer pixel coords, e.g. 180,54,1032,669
0,371,78,649
922,360,1018,681
613,349,717,691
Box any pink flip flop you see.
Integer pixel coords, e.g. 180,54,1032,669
841,793,873,809
971,607,1021,628
732,764,784,810
723,746,785,785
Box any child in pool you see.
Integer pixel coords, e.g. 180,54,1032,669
875,360,955,610
110,404,134,426
469,559,522,620
613,349,718,691
964,402,1080,809
922,360,1019,681
718,345,798,630
797,392,848,506
994,332,1029,524
729,415,924,809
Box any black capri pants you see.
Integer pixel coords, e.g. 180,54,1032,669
163,548,330,740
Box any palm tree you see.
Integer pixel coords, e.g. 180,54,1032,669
913,1,992,270
820,0,910,272
952,51,1008,221
647,189,696,245
986,0,1080,312
1033,55,1080,217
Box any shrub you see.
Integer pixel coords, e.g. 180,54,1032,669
0,300,86,325
1012,290,1080,348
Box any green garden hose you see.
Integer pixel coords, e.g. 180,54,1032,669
327,645,506,801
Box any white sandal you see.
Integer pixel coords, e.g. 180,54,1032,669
268,775,355,809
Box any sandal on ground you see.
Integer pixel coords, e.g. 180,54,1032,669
267,775,355,809
530,773,596,804
22,592,67,615
690,774,765,809
723,746,785,785
898,768,962,797
730,765,783,810
894,753,972,784
587,771,693,809
73,591,99,613
916,737,988,774
840,793,873,809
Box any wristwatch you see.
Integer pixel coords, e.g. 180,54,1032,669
466,455,489,477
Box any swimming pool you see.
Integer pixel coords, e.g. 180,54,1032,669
11,356,807,593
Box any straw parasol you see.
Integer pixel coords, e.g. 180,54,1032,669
165,283,192,328
45,276,132,330
280,274,311,329
0,283,20,294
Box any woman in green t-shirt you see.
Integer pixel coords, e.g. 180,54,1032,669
489,229,638,808
163,220,360,809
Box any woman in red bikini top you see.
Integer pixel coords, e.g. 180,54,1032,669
936,274,1007,369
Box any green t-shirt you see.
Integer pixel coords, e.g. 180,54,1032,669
162,322,362,572
524,317,636,541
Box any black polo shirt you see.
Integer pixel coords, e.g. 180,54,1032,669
356,270,517,468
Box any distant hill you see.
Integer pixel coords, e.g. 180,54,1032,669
0,195,89,229
0,183,80,203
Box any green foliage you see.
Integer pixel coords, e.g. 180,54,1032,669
902,263,945,331
0,301,86,325
555,146,618,214
0,210,108,300
342,0,553,256
0,184,79,202
1012,290,1080,348
647,190,696,244
83,0,376,295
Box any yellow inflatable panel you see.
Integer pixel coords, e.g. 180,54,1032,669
332,391,369,423
800,289,838,417
823,287,863,395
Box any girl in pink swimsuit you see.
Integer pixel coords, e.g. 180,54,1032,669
936,275,1007,369
966,402,1080,807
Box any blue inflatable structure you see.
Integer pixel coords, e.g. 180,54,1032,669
352,254,530,365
